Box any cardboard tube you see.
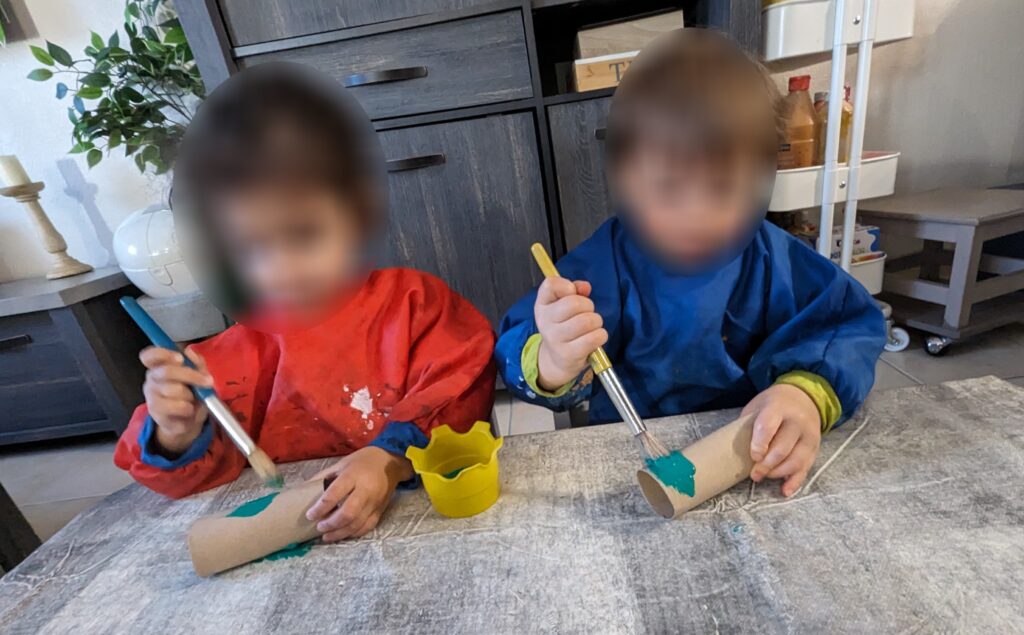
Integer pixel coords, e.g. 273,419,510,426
188,479,325,577
637,414,756,518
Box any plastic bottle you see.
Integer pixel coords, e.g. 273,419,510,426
814,85,854,164
777,75,818,170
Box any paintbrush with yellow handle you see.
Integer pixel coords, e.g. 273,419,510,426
530,243,669,459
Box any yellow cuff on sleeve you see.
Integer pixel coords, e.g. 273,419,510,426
522,333,580,398
775,371,842,434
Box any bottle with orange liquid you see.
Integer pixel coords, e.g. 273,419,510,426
814,85,854,164
777,75,818,170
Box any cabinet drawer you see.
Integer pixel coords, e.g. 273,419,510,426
241,11,532,120
379,113,549,325
548,98,613,249
220,0,496,46
0,311,81,387
0,378,105,434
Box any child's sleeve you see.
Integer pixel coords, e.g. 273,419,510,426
113,328,269,498
495,225,623,412
746,232,887,431
367,272,497,457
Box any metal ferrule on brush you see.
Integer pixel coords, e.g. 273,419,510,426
594,367,647,438
203,395,258,456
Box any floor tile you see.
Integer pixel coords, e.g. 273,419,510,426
493,392,558,436
19,496,106,542
872,359,920,391
0,437,130,507
882,323,1024,385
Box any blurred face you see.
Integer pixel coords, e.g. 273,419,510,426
612,145,764,265
215,185,363,314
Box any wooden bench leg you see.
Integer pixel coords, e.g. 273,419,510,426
944,227,983,328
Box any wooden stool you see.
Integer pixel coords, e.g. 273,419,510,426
859,188,1024,353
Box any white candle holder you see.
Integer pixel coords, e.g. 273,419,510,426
0,181,94,280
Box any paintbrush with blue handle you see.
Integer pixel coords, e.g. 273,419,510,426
120,296,283,488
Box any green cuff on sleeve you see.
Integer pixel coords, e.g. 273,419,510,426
522,333,581,398
775,371,842,434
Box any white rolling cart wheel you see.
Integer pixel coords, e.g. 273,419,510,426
885,326,910,352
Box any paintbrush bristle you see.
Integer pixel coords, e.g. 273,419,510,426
248,448,284,489
639,430,671,459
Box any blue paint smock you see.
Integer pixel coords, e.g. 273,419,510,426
496,216,886,426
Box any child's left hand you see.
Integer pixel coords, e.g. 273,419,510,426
305,446,414,542
743,384,822,497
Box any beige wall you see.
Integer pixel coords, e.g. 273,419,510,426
0,0,156,283
769,0,1024,194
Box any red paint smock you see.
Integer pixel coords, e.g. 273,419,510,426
114,268,496,498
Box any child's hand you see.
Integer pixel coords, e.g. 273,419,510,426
141,346,213,456
535,276,608,391
743,384,822,497
305,447,413,542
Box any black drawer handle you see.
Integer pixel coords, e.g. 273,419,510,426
386,154,446,173
0,334,32,352
595,127,607,141
342,66,428,88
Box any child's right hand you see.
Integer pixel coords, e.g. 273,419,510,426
534,276,608,391
140,346,213,456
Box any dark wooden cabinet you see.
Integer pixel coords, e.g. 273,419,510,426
219,0,496,46
242,11,533,120
548,97,612,249
0,270,148,445
380,113,549,324
177,0,759,326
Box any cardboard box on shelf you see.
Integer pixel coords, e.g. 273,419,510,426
572,50,638,92
574,10,684,59
796,224,881,262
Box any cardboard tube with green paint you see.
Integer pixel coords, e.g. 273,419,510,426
636,414,755,518
187,479,325,577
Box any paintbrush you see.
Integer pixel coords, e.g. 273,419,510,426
120,296,284,489
530,244,669,459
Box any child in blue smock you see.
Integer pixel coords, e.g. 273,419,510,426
496,30,886,497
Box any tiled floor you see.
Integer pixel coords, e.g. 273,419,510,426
3,321,1024,543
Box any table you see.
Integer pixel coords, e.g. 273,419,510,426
0,267,149,444
860,188,1024,342
2,376,1023,633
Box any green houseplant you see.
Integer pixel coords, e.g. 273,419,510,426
26,0,204,174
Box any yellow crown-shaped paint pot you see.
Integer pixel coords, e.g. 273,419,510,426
406,421,503,518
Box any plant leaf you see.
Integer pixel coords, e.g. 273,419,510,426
81,72,111,87
108,129,122,149
29,45,54,65
141,144,159,163
135,153,146,173
55,82,68,99
90,31,104,50
47,41,74,66
125,3,141,21
163,26,187,45
108,31,120,48
73,95,86,114
77,86,103,99
27,68,53,81
86,148,103,168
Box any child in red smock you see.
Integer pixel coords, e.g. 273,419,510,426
114,64,496,541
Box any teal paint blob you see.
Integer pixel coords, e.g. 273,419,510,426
227,493,314,562
227,493,279,518
645,450,696,497
443,466,468,479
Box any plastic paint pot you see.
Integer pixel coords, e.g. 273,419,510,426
406,421,504,518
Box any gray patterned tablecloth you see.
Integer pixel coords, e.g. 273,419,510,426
2,376,1023,633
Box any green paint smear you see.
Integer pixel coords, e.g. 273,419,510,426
443,466,469,479
645,450,696,497
227,493,314,562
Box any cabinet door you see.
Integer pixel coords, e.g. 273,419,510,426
220,0,495,46
379,114,549,326
548,98,613,249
